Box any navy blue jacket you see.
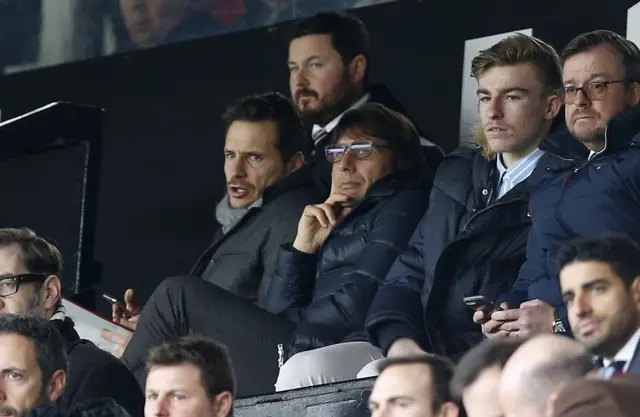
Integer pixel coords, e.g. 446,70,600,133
504,103,640,327
265,172,431,360
365,146,551,357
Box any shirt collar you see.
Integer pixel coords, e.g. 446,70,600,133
311,93,371,138
495,148,545,190
603,327,640,370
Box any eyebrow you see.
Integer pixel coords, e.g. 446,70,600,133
562,278,609,298
2,366,27,373
288,55,324,65
563,73,614,85
477,87,529,96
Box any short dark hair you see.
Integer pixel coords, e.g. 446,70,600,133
471,33,562,94
561,30,640,82
450,339,524,401
146,335,236,400
0,228,63,278
378,354,455,412
0,314,69,387
288,11,370,77
555,234,640,286
223,92,309,162
331,102,426,175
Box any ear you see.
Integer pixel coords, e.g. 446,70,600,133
47,369,67,403
349,54,367,86
437,401,460,417
630,275,640,312
628,82,640,107
213,391,233,417
544,93,563,121
42,275,62,313
285,152,305,174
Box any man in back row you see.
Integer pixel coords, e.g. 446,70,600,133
365,33,563,358
286,11,444,195
477,30,640,341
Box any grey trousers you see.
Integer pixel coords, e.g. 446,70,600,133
275,341,384,391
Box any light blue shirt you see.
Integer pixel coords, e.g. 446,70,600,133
496,148,545,199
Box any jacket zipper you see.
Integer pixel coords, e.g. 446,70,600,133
461,191,526,232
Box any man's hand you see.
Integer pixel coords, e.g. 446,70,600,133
496,299,555,338
473,302,512,339
387,338,427,358
293,193,353,254
99,330,132,358
112,289,141,331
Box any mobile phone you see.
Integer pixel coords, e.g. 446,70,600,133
463,295,502,314
102,293,127,312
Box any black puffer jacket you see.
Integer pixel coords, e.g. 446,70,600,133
366,146,553,358
265,172,431,360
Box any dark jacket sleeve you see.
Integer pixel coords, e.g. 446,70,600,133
501,227,568,327
364,209,430,354
288,189,430,356
60,345,144,417
365,154,472,353
264,243,318,319
255,191,315,309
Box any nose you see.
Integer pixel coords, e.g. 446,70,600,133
573,88,590,108
486,98,503,119
574,294,593,318
337,149,356,172
152,397,169,417
293,67,309,88
226,157,247,179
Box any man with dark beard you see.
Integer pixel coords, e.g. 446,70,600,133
286,11,444,196
556,235,640,377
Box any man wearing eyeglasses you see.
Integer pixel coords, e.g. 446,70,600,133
268,102,431,391
0,228,144,416
476,30,640,341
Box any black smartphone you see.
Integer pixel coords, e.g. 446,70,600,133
463,295,502,314
102,293,127,312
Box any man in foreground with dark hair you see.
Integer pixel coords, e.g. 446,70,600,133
0,228,144,416
556,235,640,377
450,339,524,417
369,354,460,417
144,335,234,417
286,11,443,195
0,314,67,417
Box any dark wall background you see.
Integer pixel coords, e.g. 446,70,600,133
0,0,636,316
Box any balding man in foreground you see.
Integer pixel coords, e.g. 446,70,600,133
499,335,595,417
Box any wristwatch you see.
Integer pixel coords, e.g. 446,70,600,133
552,309,567,333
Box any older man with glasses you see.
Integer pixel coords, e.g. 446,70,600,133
268,102,432,391
0,228,144,416
476,30,640,342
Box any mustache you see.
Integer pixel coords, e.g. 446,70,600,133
295,88,318,101
0,405,18,416
227,181,252,189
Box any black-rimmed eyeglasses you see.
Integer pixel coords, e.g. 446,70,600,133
0,273,49,297
562,80,627,103
325,140,389,163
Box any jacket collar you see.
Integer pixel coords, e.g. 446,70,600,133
362,170,431,200
261,165,316,204
540,103,640,161
51,316,81,346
